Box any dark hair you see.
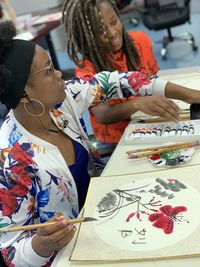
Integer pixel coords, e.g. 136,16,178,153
0,21,16,103
62,0,141,73
0,4,3,19
0,21,35,109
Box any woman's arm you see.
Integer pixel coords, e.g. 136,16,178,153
164,81,200,104
0,143,75,267
66,70,200,122
91,71,200,123
91,95,179,124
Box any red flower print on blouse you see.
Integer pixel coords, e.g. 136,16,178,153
1,248,15,267
11,166,32,187
0,188,18,217
11,183,27,197
148,205,187,234
9,143,33,193
28,196,35,212
128,72,151,93
10,142,34,165
0,143,34,217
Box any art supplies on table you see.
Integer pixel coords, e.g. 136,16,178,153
148,148,195,167
126,141,197,167
136,114,190,123
32,12,62,26
130,109,190,123
124,120,200,144
70,165,200,262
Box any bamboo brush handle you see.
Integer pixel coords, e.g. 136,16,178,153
142,114,190,123
126,141,198,155
128,142,198,159
0,218,85,232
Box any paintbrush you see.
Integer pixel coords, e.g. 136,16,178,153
137,114,190,123
127,141,199,159
126,141,199,155
0,217,97,233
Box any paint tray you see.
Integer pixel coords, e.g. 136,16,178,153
124,120,200,144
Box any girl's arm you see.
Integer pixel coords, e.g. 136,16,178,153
65,70,200,122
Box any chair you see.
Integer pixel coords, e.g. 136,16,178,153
115,0,140,27
139,0,198,59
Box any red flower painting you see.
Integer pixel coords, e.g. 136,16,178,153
148,205,187,234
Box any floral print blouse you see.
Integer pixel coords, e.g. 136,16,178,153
0,71,166,267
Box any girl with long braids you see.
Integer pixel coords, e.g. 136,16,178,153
62,0,159,154
1,21,200,266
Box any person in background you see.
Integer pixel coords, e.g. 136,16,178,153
1,21,200,266
0,0,16,24
62,0,159,155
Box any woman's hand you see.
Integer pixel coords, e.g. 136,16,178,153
91,95,180,124
32,213,76,258
133,95,180,121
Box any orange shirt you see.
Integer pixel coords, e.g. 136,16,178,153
76,31,159,144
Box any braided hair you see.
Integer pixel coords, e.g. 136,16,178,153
62,0,141,73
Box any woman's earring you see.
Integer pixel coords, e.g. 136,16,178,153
24,98,45,117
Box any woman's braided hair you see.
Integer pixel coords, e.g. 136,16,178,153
62,0,141,73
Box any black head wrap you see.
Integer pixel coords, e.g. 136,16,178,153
0,21,35,109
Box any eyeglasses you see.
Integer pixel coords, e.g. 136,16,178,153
30,61,55,78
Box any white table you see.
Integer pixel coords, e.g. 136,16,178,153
52,66,200,267
103,66,200,176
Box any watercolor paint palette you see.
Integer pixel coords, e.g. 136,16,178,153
148,148,195,167
124,120,200,144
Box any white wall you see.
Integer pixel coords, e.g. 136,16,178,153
10,0,67,52
10,0,63,15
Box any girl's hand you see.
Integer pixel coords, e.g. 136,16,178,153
32,213,77,258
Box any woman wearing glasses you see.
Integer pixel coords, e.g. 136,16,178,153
1,21,200,266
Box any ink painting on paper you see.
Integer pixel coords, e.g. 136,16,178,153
70,165,200,262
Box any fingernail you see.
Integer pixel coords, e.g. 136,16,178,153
73,226,77,232
62,219,68,225
57,215,65,220
67,224,74,231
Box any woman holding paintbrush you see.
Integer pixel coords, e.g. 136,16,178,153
2,21,200,266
